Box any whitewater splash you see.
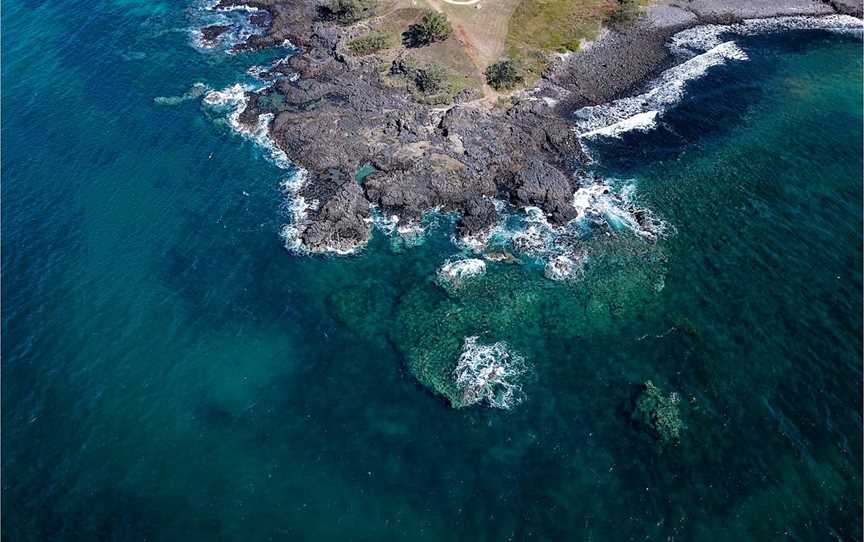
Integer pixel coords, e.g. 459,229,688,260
575,14,862,139
190,0,268,51
452,336,528,409
369,207,436,250
437,258,487,289
278,170,319,253
456,178,666,281
203,82,357,255
203,83,293,169
670,14,863,57
574,41,748,138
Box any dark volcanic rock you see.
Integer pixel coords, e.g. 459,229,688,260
249,12,271,27
456,198,500,238
200,24,231,43
205,0,857,252
504,159,578,225
295,168,371,253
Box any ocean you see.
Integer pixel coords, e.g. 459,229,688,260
2,1,861,540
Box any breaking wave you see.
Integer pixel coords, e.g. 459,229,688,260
574,41,748,138
452,336,528,409
437,258,487,289
670,14,863,57
190,0,268,51
575,14,862,139
369,207,436,250
456,178,667,281
202,83,292,169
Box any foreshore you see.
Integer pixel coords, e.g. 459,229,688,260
206,0,862,255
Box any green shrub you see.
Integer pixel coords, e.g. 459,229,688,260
485,59,524,91
325,0,377,23
631,380,684,445
415,64,447,94
404,11,452,47
605,0,641,29
347,31,391,55
390,54,419,78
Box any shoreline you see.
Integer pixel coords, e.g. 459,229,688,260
201,0,862,257
550,1,863,113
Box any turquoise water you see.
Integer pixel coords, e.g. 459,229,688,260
2,1,861,540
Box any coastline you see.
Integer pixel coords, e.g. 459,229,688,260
200,0,862,256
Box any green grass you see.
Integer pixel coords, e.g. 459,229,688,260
505,0,616,77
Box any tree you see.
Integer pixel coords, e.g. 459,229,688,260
404,11,452,47
415,64,447,94
484,59,524,91
324,0,377,23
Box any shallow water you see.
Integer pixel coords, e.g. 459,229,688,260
2,2,862,540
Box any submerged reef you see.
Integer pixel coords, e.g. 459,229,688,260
391,236,668,408
631,380,684,445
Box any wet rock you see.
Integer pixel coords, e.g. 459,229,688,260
200,24,231,43
295,168,371,253
456,197,499,238
504,159,578,225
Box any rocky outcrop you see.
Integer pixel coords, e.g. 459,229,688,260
294,168,372,253
213,0,860,253
503,159,578,225
200,24,231,43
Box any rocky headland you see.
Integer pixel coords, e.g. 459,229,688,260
209,0,862,254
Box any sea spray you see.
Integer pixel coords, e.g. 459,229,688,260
576,14,863,139
670,15,864,57
574,41,749,138
452,336,528,409
437,258,487,289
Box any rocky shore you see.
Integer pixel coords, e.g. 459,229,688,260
210,0,861,254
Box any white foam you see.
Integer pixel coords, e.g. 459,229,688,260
574,41,748,138
452,336,528,409
578,110,658,139
202,87,358,255
247,53,297,80
578,15,863,138
203,82,251,107
544,253,585,281
437,258,487,288
279,170,316,254
212,3,263,13
278,171,367,256
203,83,293,169
191,0,274,52
369,205,441,250
671,15,863,57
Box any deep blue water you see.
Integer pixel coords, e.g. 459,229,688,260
2,1,862,540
